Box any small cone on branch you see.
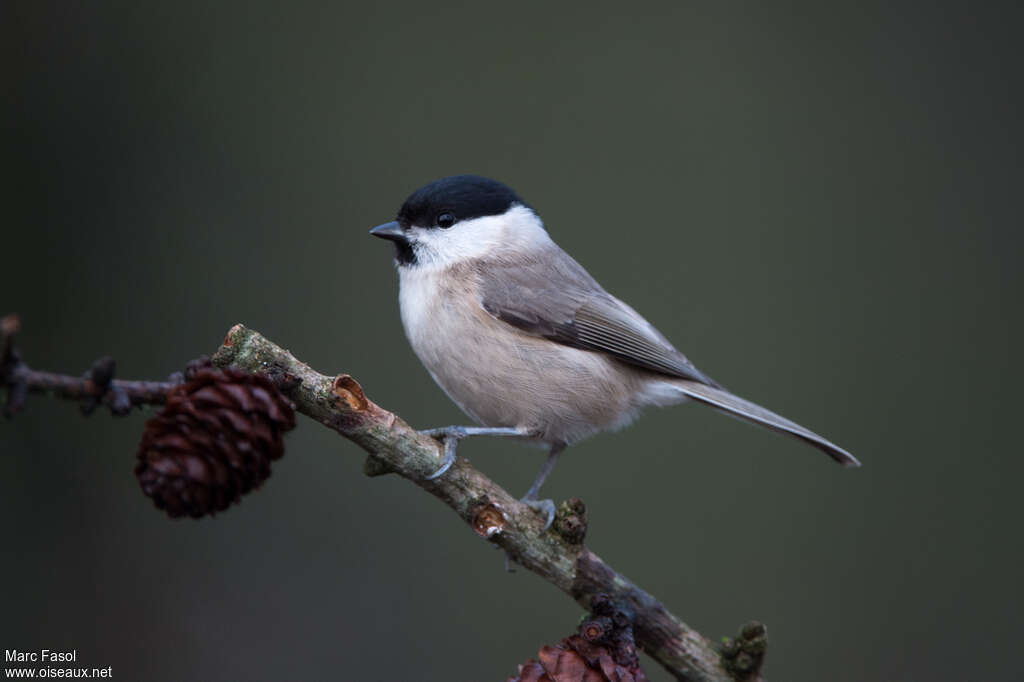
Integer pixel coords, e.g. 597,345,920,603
508,595,648,682
135,363,296,518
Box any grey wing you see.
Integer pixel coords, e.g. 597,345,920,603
477,249,859,467
478,250,719,387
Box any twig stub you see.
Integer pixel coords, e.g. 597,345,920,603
471,500,508,538
331,374,369,411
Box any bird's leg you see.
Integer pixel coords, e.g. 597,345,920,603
503,443,568,572
519,443,565,530
419,425,529,480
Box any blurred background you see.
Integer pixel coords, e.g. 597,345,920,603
2,1,1021,680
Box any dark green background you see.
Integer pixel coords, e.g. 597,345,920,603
3,2,1020,680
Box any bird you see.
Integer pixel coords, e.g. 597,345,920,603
370,175,859,526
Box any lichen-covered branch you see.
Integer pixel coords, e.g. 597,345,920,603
212,324,760,682
1,314,765,681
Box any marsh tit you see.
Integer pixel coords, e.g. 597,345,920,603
371,175,858,525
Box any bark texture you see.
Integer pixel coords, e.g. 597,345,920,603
212,324,758,682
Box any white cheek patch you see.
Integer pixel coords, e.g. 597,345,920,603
409,204,551,269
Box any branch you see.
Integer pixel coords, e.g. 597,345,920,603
1,314,177,417
211,324,762,682
1,315,766,681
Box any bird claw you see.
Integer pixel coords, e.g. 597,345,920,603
420,425,469,440
521,497,556,531
421,430,459,481
418,425,528,481
499,497,555,573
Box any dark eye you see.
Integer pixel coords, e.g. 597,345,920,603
437,212,456,229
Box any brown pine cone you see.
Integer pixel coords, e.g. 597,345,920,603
508,597,648,682
135,365,296,518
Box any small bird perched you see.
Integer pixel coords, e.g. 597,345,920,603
371,175,858,526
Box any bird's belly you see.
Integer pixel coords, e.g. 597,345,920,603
398,271,637,444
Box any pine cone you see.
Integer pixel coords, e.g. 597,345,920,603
508,597,648,682
135,365,296,518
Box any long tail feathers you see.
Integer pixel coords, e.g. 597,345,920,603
673,380,861,467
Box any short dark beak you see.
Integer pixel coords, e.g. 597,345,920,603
369,221,406,242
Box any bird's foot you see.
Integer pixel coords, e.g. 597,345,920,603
418,425,528,481
499,497,556,573
421,431,458,481
521,497,556,531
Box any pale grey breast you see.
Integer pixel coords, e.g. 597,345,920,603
398,254,646,445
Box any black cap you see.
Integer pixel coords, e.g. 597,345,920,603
397,175,526,229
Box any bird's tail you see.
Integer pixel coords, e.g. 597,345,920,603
671,380,860,467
